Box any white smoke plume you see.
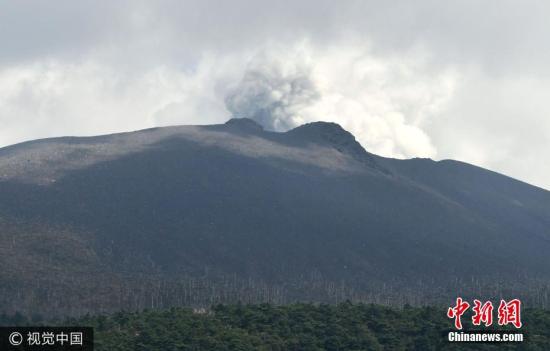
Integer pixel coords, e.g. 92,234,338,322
225,44,457,159
225,50,320,131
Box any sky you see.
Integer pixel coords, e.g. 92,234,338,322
1,0,549,190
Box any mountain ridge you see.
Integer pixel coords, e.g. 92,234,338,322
0,118,549,316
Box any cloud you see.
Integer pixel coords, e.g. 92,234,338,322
426,67,550,190
0,55,241,147
225,43,456,158
1,1,550,189
225,47,321,131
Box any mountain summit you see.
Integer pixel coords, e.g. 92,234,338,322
1,119,549,316
224,117,264,131
287,121,380,168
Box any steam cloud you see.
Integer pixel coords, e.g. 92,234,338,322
224,45,456,159
225,52,320,131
